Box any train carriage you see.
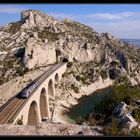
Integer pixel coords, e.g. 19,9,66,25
21,82,37,98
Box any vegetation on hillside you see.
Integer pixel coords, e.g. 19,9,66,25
75,83,140,135
5,21,22,34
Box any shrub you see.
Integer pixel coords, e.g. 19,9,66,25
75,75,81,81
17,67,24,76
62,73,66,78
28,79,32,83
110,60,119,66
6,21,22,34
24,67,30,73
103,116,121,135
80,74,89,85
100,70,108,79
94,85,140,119
76,116,84,125
110,117,120,136
118,76,130,85
67,62,73,68
0,77,4,85
4,59,14,69
6,60,13,68
131,106,140,123
130,127,140,136
38,27,62,42
88,112,96,126
71,83,79,93
17,115,23,125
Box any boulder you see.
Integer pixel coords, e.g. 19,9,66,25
113,102,128,117
113,102,138,131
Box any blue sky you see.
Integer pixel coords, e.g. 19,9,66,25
0,4,140,39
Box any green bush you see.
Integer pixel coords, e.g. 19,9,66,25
94,85,140,118
0,77,4,85
80,72,89,85
118,76,129,85
24,67,30,73
110,117,120,136
17,67,24,76
132,106,140,123
67,62,73,68
88,112,96,126
100,70,108,79
76,116,84,125
6,21,22,34
4,59,15,69
71,83,79,93
38,27,62,42
110,60,119,66
75,75,81,81
17,115,23,125
130,127,140,136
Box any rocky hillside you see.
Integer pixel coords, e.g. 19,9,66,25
0,9,140,135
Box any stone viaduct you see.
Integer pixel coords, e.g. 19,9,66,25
12,62,67,125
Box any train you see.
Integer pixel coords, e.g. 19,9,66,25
21,82,37,98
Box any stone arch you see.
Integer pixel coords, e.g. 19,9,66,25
48,79,54,97
40,88,49,120
27,100,39,125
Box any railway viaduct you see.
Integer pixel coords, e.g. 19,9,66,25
0,57,69,125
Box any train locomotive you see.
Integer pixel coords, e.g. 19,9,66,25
21,82,37,98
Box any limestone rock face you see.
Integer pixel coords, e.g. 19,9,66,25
113,102,138,131
23,38,56,69
113,102,128,117
21,10,66,33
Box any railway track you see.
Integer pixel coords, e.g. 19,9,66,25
0,62,66,124
0,98,25,124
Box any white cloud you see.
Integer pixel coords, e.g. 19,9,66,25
86,12,136,20
87,20,140,39
0,5,25,14
48,12,140,39
48,12,140,21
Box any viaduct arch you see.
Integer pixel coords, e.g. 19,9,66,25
27,101,39,125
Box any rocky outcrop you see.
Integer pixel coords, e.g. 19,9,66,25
113,102,138,131
21,10,66,33
23,38,56,69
